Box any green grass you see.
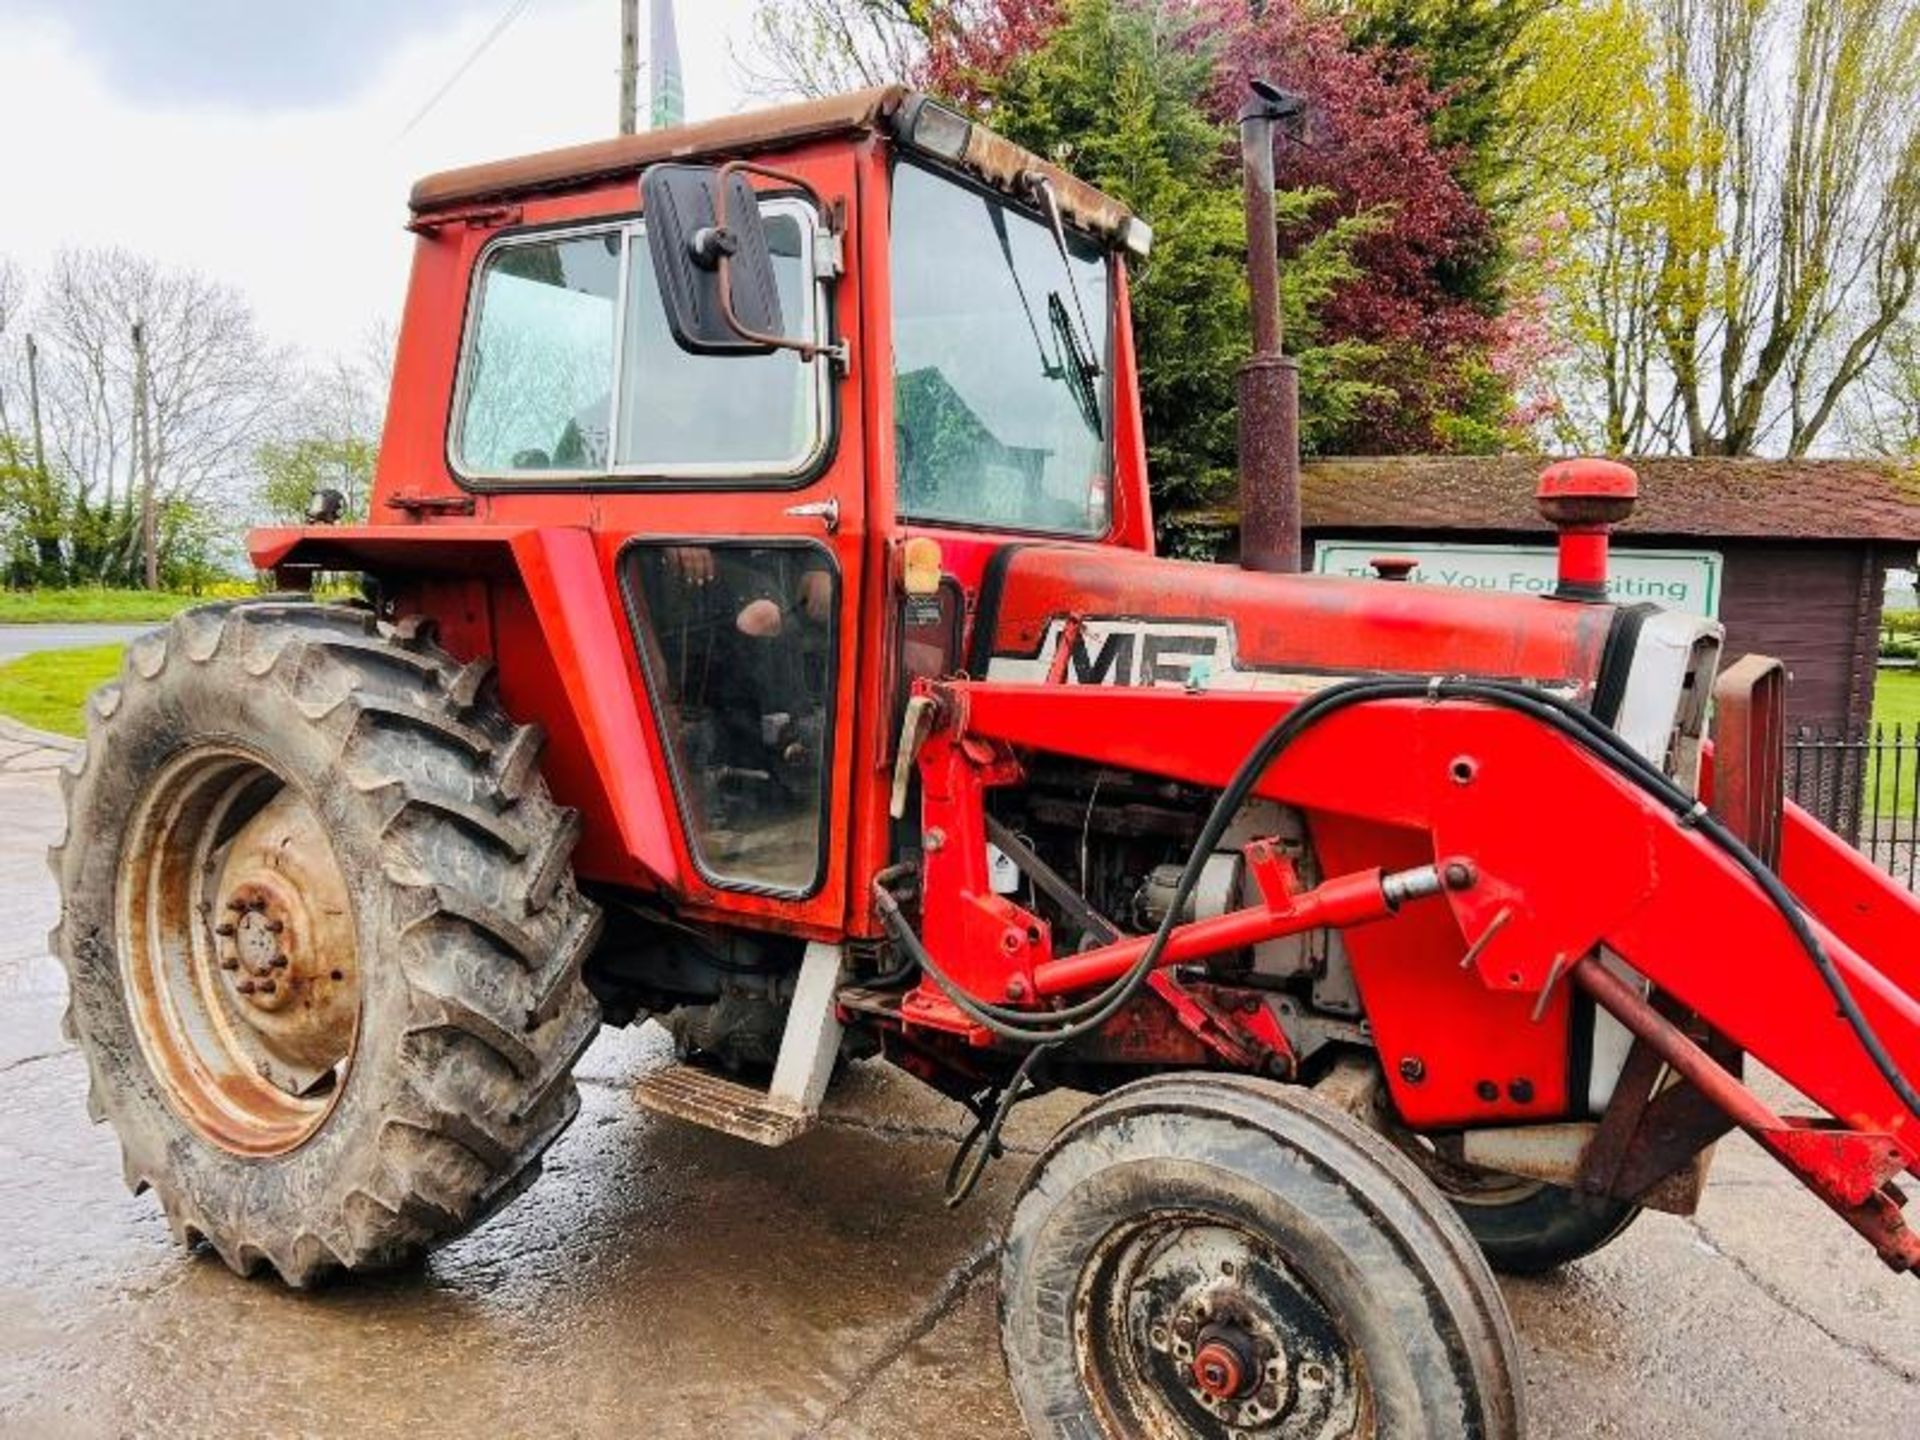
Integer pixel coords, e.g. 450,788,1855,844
0,588,206,623
1872,667,1920,729
0,645,124,737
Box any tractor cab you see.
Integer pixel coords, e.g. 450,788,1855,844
253,87,1157,932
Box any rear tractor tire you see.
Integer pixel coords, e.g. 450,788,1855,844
51,600,602,1286
1393,1136,1641,1277
1000,1074,1524,1439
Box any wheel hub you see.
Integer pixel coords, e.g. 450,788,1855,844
118,746,362,1156
1090,1217,1364,1437
1154,1285,1291,1429
207,793,359,1082
1192,1326,1258,1400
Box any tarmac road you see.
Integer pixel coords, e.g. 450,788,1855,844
0,623,154,661
0,747,1915,1438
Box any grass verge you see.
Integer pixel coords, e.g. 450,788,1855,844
0,645,124,738
1872,667,1920,729
0,589,207,624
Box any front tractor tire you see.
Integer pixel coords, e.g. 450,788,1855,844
1000,1075,1523,1440
52,600,602,1286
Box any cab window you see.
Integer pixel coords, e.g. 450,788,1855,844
454,204,826,480
890,161,1112,536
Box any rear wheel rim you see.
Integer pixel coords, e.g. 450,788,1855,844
1075,1210,1373,1438
116,745,362,1157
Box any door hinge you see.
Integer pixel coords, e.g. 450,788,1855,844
814,228,845,280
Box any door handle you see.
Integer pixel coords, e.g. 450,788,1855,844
784,496,840,535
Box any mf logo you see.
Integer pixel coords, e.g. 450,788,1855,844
996,618,1238,688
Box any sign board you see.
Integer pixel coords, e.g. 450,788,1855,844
1312,539,1723,616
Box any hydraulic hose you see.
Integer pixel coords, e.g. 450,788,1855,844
874,675,1920,1125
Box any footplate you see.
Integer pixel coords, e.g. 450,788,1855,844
634,1064,812,1147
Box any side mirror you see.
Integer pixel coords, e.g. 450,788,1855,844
642,163,787,356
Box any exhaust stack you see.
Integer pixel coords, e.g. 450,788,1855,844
1237,80,1305,574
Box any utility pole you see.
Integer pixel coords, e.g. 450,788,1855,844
618,0,639,135
24,334,47,484
131,320,159,590
24,333,61,579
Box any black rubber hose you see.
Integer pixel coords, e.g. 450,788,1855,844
873,677,1376,1045
876,674,1920,1124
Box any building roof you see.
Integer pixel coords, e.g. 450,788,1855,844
1297,456,1920,544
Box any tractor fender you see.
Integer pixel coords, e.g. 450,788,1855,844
249,522,681,891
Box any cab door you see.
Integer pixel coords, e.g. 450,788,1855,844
591,172,866,935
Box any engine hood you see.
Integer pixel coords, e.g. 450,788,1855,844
968,546,1623,702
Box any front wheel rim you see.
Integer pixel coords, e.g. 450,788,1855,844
115,745,363,1157
1075,1210,1374,1438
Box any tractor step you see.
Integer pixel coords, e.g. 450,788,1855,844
634,1064,812,1147
635,940,845,1148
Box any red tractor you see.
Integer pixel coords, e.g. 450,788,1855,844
53,87,1919,1437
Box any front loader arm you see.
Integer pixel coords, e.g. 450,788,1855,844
910,678,1920,1270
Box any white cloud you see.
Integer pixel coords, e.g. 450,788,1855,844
0,0,761,361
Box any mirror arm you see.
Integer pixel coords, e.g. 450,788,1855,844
712,159,848,369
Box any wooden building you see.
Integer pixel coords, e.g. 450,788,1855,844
1283,457,1920,734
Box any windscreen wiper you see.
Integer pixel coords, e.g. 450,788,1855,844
987,201,1063,380
1048,292,1102,435
1025,174,1103,385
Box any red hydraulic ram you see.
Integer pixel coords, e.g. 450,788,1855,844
1030,847,1472,998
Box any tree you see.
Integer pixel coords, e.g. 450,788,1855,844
23,248,289,585
1508,0,1920,456
749,0,1515,474
981,0,1388,506
256,335,391,526
1201,0,1518,451
739,1,1060,98
1340,1,1559,217
1844,316,1920,455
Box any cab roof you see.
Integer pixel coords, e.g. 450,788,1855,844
408,86,1146,253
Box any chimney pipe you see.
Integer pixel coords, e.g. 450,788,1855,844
1535,458,1638,602
1237,80,1305,573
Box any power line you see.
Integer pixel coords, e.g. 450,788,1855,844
397,0,542,141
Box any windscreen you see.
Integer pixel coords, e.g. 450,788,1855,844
890,162,1112,536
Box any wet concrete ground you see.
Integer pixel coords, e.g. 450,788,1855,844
1,753,1916,1437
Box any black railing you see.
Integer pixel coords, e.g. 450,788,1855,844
1785,724,1919,887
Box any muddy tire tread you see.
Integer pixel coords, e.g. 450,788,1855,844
52,598,602,1288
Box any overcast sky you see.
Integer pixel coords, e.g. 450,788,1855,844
0,0,762,360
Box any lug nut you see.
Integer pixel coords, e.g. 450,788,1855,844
265,919,284,934
225,898,246,912
1399,1055,1426,1083
257,979,276,995
219,957,239,971
270,954,289,969
214,922,236,937
236,979,256,994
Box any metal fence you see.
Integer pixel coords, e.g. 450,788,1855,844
1786,724,1920,886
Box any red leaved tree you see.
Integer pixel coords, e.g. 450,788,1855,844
1202,0,1506,451
913,0,1518,453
